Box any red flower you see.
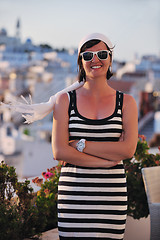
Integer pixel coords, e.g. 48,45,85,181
48,167,56,172
32,177,39,183
32,177,43,186
42,172,46,177
44,172,53,179
138,134,146,141
44,189,50,197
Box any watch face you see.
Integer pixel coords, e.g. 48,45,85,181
76,139,85,152
79,142,84,147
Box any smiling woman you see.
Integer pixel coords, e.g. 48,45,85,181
79,41,112,83
52,32,138,240
77,34,114,82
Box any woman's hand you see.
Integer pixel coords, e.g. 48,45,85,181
119,131,124,142
69,140,78,149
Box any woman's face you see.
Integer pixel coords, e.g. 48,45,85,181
81,41,111,80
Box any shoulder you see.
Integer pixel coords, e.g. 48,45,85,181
123,93,137,106
55,92,69,105
54,93,70,114
123,93,138,113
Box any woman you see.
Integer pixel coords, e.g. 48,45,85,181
52,33,138,239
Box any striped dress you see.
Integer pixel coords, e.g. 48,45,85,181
58,90,127,240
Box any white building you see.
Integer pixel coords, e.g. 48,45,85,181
0,122,21,155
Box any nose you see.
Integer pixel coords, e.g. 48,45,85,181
92,53,99,62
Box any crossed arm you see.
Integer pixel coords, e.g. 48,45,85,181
52,93,138,168
70,94,138,161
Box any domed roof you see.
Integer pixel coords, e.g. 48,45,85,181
26,38,32,44
0,28,7,36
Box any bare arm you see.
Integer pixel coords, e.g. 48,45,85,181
70,94,138,161
52,93,120,168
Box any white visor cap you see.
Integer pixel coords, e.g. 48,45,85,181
78,33,114,54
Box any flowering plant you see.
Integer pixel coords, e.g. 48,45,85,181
0,161,43,240
32,163,62,230
0,160,62,239
124,134,160,219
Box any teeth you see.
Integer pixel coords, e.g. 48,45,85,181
91,66,101,69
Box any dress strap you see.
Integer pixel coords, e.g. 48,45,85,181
68,90,76,117
116,91,124,113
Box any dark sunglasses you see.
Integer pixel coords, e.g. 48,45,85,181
80,50,110,62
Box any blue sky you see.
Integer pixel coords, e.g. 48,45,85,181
0,0,160,61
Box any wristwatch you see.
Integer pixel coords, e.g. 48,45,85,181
76,139,86,152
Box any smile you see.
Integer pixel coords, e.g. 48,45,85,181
91,66,102,69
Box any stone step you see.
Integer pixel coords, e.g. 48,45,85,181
24,228,59,240
39,228,59,240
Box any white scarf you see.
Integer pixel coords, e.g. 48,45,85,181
0,81,84,124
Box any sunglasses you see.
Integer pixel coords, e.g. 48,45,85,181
80,50,110,62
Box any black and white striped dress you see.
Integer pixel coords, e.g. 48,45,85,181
58,90,127,240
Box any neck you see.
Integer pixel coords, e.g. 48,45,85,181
83,76,111,96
